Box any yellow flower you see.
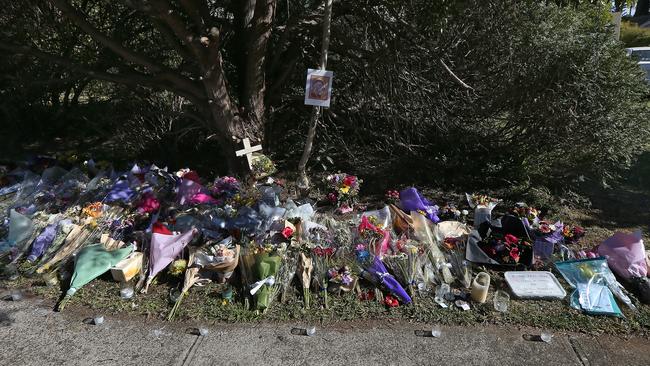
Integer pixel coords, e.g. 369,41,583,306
340,185,350,194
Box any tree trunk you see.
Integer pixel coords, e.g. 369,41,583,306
637,0,650,16
297,0,333,189
202,48,263,175
241,0,277,144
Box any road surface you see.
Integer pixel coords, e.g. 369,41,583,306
1,295,648,366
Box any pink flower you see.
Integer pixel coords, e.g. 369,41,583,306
338,204,353,214
355,244,366,251
504,234,519,245
510,247,520,262
137,193,160,214
281,226,294,239
538,221,552,234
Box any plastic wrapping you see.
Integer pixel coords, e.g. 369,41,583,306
466,193,499,229
598,231,647,280
532,221,564,261
399,188,439,223
361,206,392,230
284,200,315,222
411,212,454,283
555,257,635,317
0,209,35,253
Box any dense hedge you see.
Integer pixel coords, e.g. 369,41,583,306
2,1,649,191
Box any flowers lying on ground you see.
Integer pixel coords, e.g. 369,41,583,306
251,154,277,179
324,173,362,210
563,224,586,244
212,176,241,198
510,205,539,222
479,232,532,265
385,190,400,204
383,295,400,307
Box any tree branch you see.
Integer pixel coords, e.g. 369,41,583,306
0,41,208,107
50,0,205,99
50,0,163,72
146,0,210,68
439,59,475,91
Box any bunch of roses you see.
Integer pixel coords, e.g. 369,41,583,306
479,233,532,264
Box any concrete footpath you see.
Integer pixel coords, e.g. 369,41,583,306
1,296,648,366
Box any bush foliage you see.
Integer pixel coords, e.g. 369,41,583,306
1,1,649,190
621,20,650,47
272,1,650,189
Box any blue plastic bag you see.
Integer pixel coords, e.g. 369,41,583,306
555,257,634,317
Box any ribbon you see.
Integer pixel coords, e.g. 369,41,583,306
376,271,391,283
250,275,275,295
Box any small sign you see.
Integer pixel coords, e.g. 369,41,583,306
505,271,566,299
304,69,333,107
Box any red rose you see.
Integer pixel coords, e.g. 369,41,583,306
281,226,294,239
182,170,201,183
343,175,356,187
384,295,399,307
504,234,519,245
509,247,520,262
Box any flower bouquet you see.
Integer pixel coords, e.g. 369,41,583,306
562,224,585,245
438,203,465,222
411,212,454,284
324,173,362,213
311,246,335,309
383,242,422,298
194,241,241,283
510,204,540,229
354,219,411,304
298,251,313,308
531,220,564,262
167,250,201,320
357,256,412,305
466,193,501,229
327,265,357,294
434,221,472,288
477,232,533,266
385,190,400,205
250,251,282,311
211,176,241,203
251,154,277,180
270,251,298,304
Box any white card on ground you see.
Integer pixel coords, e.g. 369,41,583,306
504,271,567,299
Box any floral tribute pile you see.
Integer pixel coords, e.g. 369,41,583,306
0,157,646,320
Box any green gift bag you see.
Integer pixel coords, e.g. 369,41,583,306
252,253,282,310
58,244,133,310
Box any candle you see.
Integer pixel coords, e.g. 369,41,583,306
470,272,491,303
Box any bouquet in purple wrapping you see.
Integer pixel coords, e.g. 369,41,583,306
399,187,439,223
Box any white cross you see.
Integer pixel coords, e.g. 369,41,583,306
235,138,263,169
